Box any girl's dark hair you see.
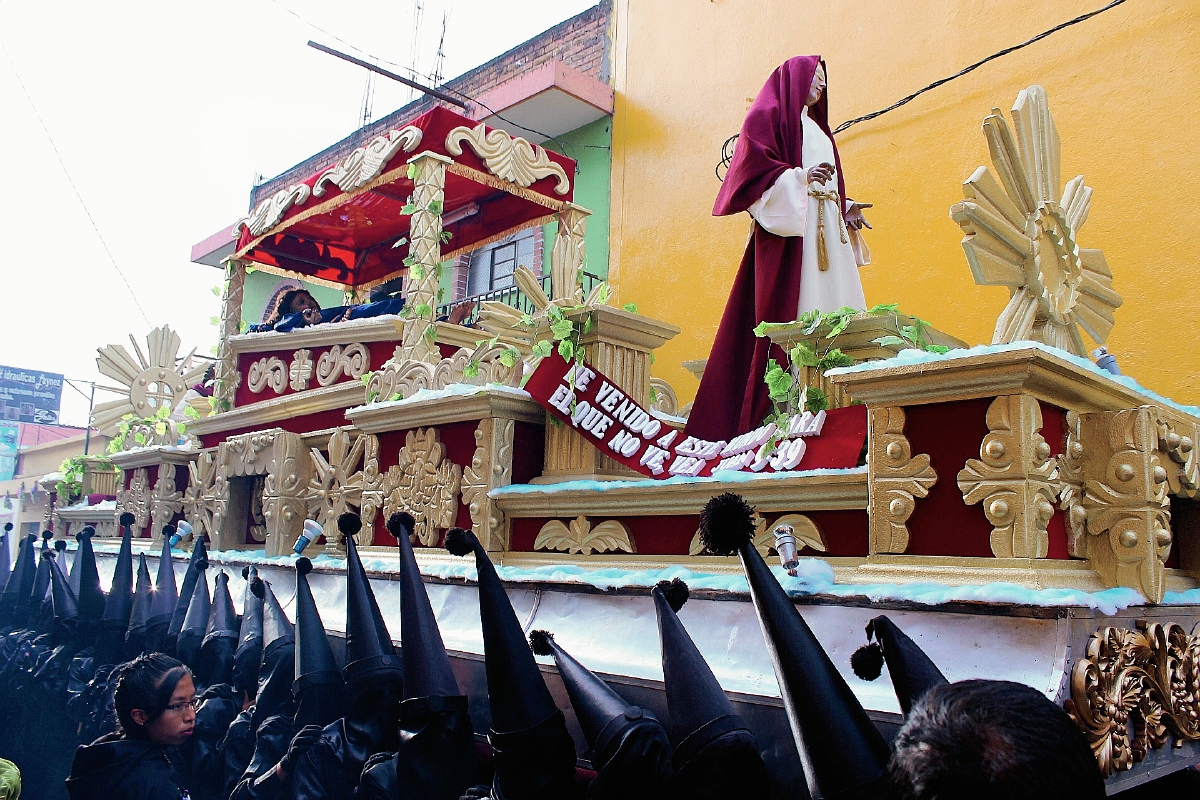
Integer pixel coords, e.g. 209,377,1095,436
266,289,318,325
112,653,191,739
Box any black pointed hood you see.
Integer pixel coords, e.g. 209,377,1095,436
652,578,746,749
232,566,265,697
149,535,178,627
0,522,11,593
49,549,79,626
340,513,402,684
204,571,238,644
0,534,35,623
851,615,948,716
258,575,294,656
101,520,135,630
125,553,154,639
238,566,264,651
444,527,559,732
177,561,210,669
293,556,342,694
388,513,459,701
31,532,54,613
67,532,82,597
530,629,662,769
446,526,576,798
73,527,106,624
700,493,891,800
168,535,207,640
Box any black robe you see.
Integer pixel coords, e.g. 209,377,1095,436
66,735,189,800
292,717,397,800
228,714,297,800
352,701,477,800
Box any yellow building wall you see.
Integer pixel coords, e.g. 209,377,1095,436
608,0,1200,407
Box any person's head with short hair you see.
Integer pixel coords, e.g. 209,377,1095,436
112,652,197,747
887,679,1104,800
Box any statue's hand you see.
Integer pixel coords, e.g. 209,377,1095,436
845,201,873,231
806,162,835,185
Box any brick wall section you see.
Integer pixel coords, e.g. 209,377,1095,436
251,0,611,208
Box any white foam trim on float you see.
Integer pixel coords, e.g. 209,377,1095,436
825,341,1200,417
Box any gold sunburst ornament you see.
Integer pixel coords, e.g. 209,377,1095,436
951,85,1122,357
91,325,208,435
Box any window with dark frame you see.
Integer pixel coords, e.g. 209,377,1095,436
489,242,518,290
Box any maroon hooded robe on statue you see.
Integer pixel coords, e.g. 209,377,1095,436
685,56,848,443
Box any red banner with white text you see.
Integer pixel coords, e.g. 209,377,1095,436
524,352,867,480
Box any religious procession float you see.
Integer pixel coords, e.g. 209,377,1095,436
36,65,1200,795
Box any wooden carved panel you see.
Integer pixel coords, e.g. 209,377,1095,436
307,428,380,552
460,418,515,552
1073,408,1172,603
117,467,150,532
149,466,184,542
380,427,462,547
957,395,1059,558
867,407,937,554
535,516,634,555
1066,620,1200,777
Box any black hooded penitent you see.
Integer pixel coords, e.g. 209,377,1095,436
292,556,344,728
168,535,208,647
445,526,576,800
146,532,179,651
201,570,239,687
177,557,211,672
124,553,154,658
341,513,402,686
74,527,106,626
353,513,476,800
700,493,892,800
233,566,264,698
850,614,948,717
530,629,672,800
652,577,770,800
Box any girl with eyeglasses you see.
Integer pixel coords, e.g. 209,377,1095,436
66,653,196,800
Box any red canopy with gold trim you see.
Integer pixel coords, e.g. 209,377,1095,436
233,106,576,290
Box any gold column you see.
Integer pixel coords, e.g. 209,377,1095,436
549,203,590,304
539,306,679,483
214,259,247,411
401,152,450,364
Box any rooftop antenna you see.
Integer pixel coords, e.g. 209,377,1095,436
359,57,377,127
406,0,425,103
430,12,448,87
307,41,469,109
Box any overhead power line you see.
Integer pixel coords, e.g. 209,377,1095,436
0,40,152,326
832,0,1129,134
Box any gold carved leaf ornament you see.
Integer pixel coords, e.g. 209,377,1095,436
535,516,635,556
445,123,571,195
1066,621,1200,778
381,428,462,547
307,429,378,547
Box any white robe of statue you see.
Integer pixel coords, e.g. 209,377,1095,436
747,106,867,315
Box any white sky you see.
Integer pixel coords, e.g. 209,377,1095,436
0,0,596,426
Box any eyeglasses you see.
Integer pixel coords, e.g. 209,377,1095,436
164,698,200,714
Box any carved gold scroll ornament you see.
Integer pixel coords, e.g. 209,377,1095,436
1066,621,1200,778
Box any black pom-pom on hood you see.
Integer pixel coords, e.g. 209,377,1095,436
698,493,756,556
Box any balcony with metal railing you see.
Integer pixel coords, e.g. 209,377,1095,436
437,270,606,325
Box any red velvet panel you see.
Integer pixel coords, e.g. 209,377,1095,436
903,399,995,558
1039,402,1072,559
198,408,353,449
370,421,481,550
509,508,870,557
511,423,546,485
805,509,871,557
